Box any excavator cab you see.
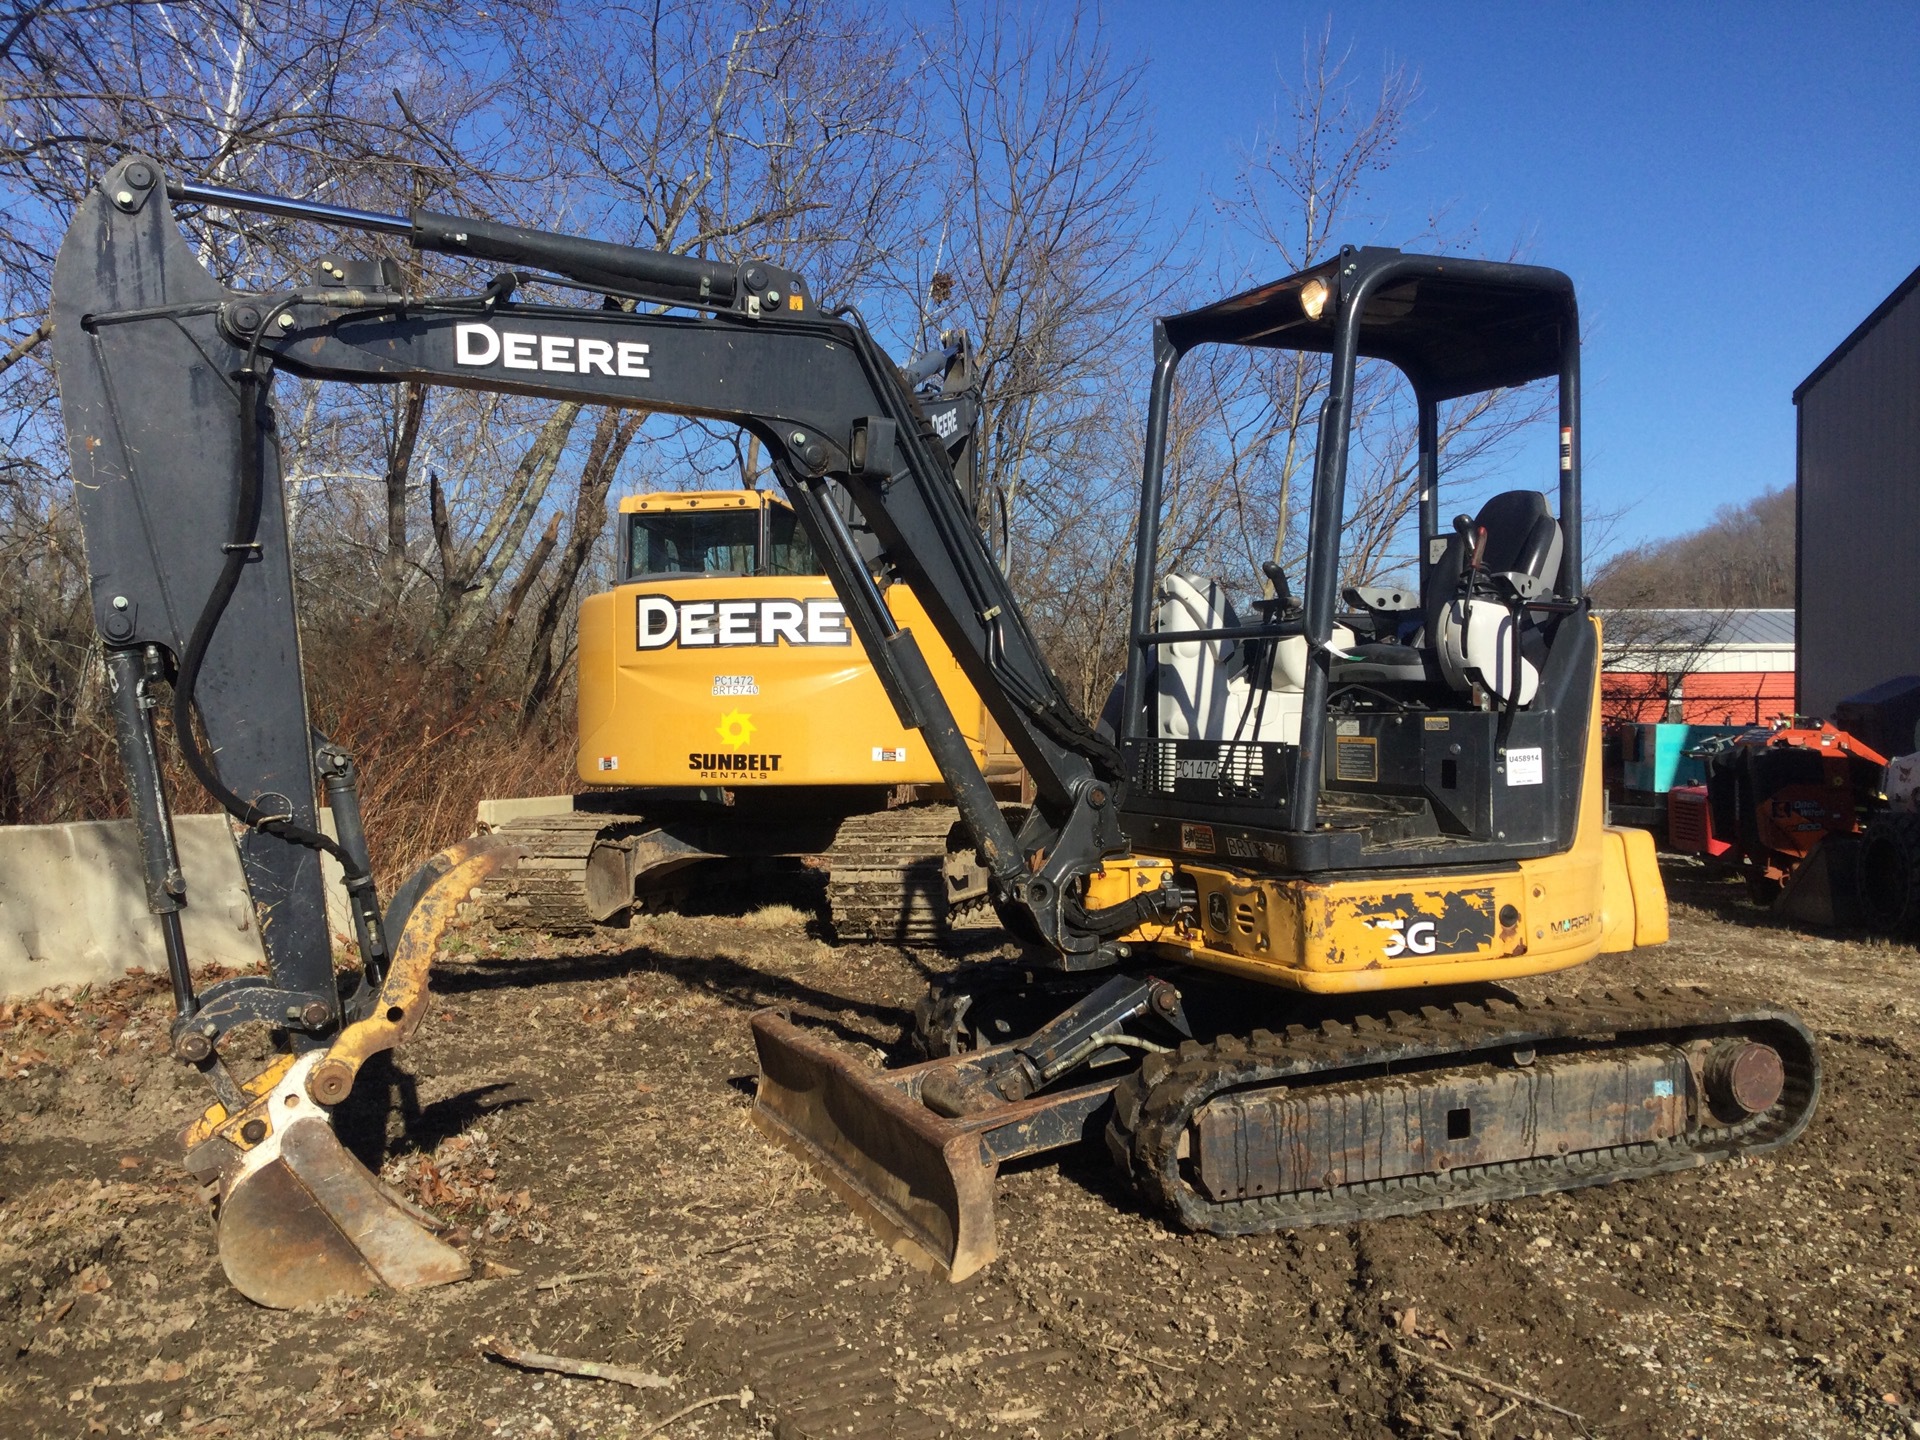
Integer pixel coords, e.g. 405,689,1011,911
1117,251,1591,879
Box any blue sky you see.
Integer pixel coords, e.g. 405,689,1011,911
1097,2,1920,556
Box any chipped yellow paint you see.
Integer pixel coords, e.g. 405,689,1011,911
181,1051,298,1152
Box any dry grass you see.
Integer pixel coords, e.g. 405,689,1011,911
733,903,814,931
3,604,578,894
302,617,578,890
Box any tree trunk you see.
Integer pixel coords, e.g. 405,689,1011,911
520,409,644,724
378,381,428,607
442,401,583,649
482,509,562,671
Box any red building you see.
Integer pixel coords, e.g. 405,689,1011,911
1599,609,1796,725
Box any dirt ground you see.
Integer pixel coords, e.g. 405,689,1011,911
4,858,1919,1440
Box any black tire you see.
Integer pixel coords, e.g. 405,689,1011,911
1859,813,1920,936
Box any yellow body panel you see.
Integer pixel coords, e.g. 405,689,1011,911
1091,615,1669,991
1600,823,1670,950
578,507,998,788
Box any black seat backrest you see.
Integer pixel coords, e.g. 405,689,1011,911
1421,490,1563,646
1473,490,1561,578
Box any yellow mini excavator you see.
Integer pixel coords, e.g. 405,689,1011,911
53,156,1816,1306
480,353,1024,943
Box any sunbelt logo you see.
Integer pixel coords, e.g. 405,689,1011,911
454,322,650,378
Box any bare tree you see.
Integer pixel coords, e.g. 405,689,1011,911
1591,487,1794,611
1591,608,1736,727
475,0,934,719
1202,25,1550,602
857,1,1176,714
520,408,646,719
908,0,1173,565
1225,25,1415,576
1588,497,1791,725
0,1,918,835
0,0,517,824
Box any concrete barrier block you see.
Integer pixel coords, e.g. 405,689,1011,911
476,795,574,828
0,814,267,1001
3,794,576,1001
316,810,355,950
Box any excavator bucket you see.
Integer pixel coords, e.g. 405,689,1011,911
184,838,518,1308
188,1052,469,1308
221,1119,467,1305
749,1009,1116,1281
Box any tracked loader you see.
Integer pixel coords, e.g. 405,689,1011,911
52,155,1817,1307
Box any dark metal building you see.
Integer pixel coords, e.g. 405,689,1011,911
1794,262,1920,718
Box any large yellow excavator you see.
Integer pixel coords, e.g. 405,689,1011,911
481,358,1023,942
53,157,1818,1307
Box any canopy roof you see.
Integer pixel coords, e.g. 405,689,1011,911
1160,247,1577,401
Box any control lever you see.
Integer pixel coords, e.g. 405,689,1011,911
1261,560,1293,607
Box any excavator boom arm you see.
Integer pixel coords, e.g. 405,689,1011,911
53,153,1135,1054
48,153,1153,1304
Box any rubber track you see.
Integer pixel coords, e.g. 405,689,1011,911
824,805,957,943
473,806,959,943
1106,988,1819,1234
470,812,646,936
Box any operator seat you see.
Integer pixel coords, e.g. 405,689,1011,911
1155,573,1353,745
1154,573,1244,740
1333,490,1564,706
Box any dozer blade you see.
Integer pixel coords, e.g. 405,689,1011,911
199,1053,469,1308
750,1009,1115,1282
184,837,521,1308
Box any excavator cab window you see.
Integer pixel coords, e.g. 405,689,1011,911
626,509,759,578
764,503,820,576
623,499,821,580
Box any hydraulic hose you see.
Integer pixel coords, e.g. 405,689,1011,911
170,305,366,886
